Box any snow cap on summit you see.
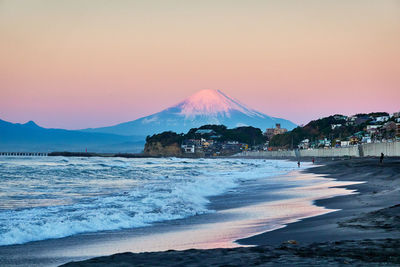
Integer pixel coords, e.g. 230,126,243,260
176,89,261,118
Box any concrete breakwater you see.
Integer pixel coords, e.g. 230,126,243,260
238,141,400,158
0,152,48,156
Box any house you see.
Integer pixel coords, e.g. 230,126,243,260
366,125,381,134
202,140,214,148
331,124,342,130
392,112,400,118
349,136,359,145
346,115,357,126
298,139,310,149
333,115,348,121
181,140,196,153
376,116,390,122
382,121,397,131
381,121,400,138
362,136,372,143
341,141,350,147
318,138,331,148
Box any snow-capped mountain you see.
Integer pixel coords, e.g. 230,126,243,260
84,89,297,136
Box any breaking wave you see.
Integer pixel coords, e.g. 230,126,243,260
0,157,299,245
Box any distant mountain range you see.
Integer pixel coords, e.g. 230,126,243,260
83,89,297,136
0,89,296,152
0,119,144,152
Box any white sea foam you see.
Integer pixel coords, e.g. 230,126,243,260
0,157,301,246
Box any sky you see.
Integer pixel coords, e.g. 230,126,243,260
1,0,399,129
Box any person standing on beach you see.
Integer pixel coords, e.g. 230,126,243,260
312,157,315,164
297,161,300,168
380,153,384,164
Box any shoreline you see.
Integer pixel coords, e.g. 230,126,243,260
0,159,358,267
238,157,400,246
62,157,400,266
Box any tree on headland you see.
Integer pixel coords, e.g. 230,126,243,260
145,125,266,148
146,131,184,146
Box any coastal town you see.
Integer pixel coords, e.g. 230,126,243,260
176,112,400,156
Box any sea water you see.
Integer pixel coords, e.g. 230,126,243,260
0,156,302,246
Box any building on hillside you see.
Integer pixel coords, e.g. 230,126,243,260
349,136,360,145
331,124,342,130
381,121,400,138
341,140,350,147
366,125,381,135
382,121,397,131
317,138,331,148
181,140,196,153
392,112,400,118
264,123,288,139
298,139,310,149
376,116,390,122
334,115,348,121
195,129,216,135
202,139,214,148
361,136,372,143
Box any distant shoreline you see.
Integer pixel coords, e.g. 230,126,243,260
47,151,150,158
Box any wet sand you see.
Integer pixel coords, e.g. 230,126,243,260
1,166,357,267
62,158,400,266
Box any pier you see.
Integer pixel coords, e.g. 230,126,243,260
0,152,48,156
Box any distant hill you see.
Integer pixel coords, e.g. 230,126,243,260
269,112,394,148
144,124,266,156
0,119,144,152
83,89,297,136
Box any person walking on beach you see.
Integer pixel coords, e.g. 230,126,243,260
297,161,300,168
312,157,315,164
380,153,384,164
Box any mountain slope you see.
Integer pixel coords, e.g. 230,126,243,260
84,89,297,136
0,119,144,152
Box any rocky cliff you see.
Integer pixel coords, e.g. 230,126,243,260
143,141,182,157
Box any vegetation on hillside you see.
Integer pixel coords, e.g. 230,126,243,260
269,113,389,148
145,131,184,146
146,125,266,147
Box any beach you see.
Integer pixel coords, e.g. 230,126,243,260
61,158,400,266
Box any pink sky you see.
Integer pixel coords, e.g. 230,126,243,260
1,0,399,129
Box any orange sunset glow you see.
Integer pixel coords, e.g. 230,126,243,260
1,0,399,129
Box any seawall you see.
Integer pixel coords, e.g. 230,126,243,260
237,141,400,158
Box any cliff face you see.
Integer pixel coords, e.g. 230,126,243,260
143,141,182,157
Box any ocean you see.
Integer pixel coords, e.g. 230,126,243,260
0,156,358,266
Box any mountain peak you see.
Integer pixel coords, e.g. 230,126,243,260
83,89,297,136
24,120,39,128
176,89,260,117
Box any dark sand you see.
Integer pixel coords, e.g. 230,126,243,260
62,158,400,266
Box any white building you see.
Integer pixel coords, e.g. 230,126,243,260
298,139,310,149
376,116,390,122
181,141,195,153
366,125,381,134
331,124,342,130
341,141,350,147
